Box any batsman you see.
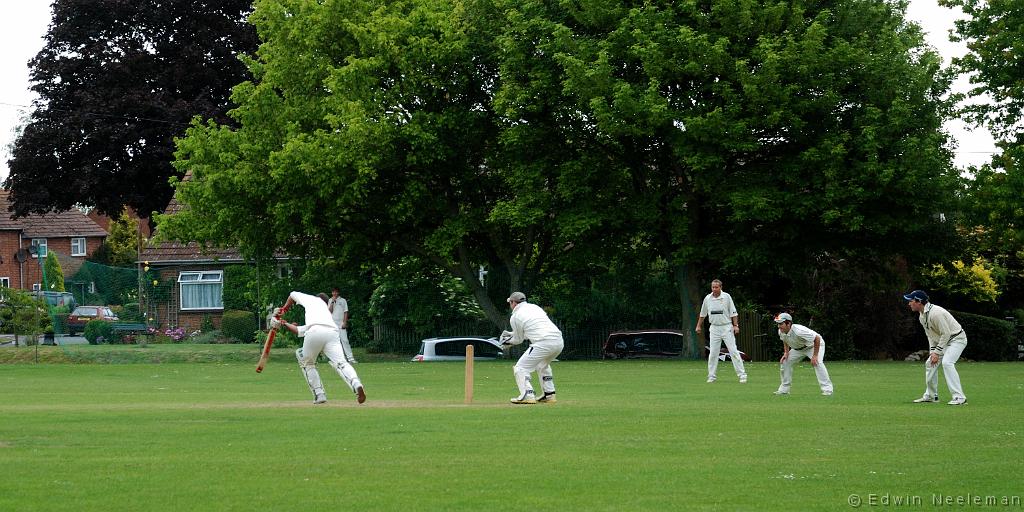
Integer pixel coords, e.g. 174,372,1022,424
273,291,366,405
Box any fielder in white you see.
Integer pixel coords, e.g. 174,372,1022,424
328,286,357,364
274,291,366,405
500,292,563,405
904,290,968,405
773,313,834,396
695,279,747,383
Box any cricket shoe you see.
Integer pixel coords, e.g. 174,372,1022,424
912,395,939,403
355,386,366,404
314,394,327,405
706,377,716,383
947,397,967,406
821,391,833,396
537,392,557,404
772,390,789,396
739,376,748,384
510,392,537,404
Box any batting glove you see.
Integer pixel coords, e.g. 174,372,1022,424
270,317,282,329
499,330,514,345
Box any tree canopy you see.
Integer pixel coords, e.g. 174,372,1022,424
162,0,961,329
4,0,259,220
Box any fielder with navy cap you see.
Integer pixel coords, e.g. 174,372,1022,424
903,290,968,405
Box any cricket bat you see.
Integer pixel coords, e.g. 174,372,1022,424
255,326,278,373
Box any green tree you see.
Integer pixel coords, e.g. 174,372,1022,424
4,0,259,220
44,252,65,292
161,0,960,337
944,0,1024,311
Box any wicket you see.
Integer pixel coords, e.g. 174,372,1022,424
464,344,474,403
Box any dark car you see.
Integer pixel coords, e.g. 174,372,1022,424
602,330,684,359
66,306,119,335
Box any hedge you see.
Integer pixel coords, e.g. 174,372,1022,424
951,310,1018,361
221,310,257,343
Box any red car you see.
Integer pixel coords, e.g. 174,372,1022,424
66,306,119,335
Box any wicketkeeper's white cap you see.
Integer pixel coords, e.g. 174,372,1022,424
507,291,526,303
774,312,793,323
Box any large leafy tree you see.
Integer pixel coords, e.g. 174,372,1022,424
4,0,259,220
945,0,1024,310
162,0,960,332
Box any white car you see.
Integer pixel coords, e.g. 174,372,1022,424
412,336,505,361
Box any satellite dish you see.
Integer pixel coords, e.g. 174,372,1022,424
14,249,28,263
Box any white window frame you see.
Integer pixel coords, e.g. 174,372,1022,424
31,239,48,258
178,271,224,311
71,237,87,257
32,283,41,291
0,278,9,288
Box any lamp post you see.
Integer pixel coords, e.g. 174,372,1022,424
27,244,53,356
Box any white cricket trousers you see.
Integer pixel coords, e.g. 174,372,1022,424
513,342,564,397
295,325,362,399
338,327,356,363
706,324,747,380
778,342,833,394
924,338,967,401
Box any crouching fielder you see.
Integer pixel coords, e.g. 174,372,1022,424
773,313,834,396
274,291,366,405
500,292,563,404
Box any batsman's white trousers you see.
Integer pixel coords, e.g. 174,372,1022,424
778,342,833,394
295,325,362,399
706,324,747,380
338,327,356,363
513,341,563,396
924,338,967,401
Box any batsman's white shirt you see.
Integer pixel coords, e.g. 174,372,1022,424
509,303,564,348
290,291,336,335
779,324,821,350
699,291,738,326
329,296,348,328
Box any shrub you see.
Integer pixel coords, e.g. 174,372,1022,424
952,310,1017,361
188,329,223,344
52,313,70,334
84,320,115,345
222,310,257,343
201,314,216,332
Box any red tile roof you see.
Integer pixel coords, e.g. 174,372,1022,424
140,195,244,263
0,190,108,237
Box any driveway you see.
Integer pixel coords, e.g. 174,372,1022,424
0,334,88,346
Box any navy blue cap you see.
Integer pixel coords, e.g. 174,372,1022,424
903,290,928,302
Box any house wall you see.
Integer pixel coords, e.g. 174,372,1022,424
0,233,106,290
148,265,226,332
0,231,23,287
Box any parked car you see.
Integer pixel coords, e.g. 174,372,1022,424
603,330,684,359
412,336,505,361
66,306,119,335
704,345,752,362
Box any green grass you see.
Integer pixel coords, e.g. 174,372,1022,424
0,357,1021,511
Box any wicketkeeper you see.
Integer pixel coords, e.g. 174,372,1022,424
274,291,366,405
500,292,563,404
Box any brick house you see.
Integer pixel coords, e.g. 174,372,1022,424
0,190,108,292
139,196,290,332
